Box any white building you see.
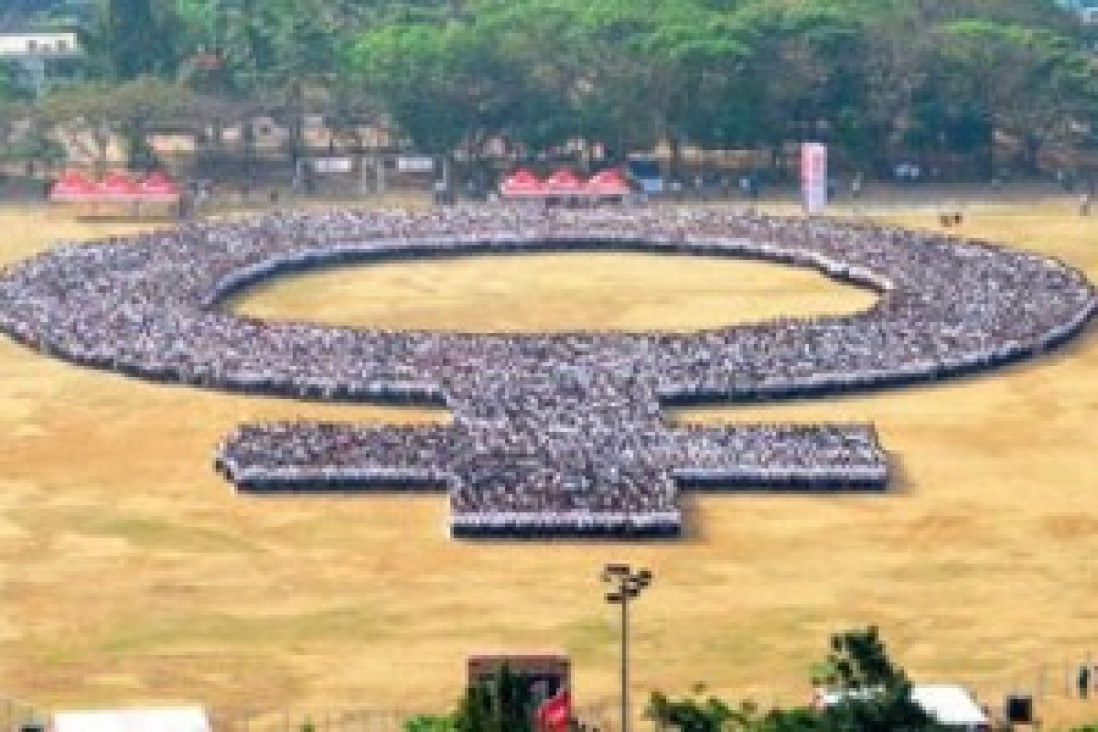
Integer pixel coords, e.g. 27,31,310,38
0,30,82,96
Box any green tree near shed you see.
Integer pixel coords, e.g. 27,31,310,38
645,626,944,731
454,663,535,732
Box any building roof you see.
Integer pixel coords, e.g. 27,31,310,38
0,29,80,58
52,707,211,732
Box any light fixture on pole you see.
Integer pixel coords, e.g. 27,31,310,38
601,563,653,732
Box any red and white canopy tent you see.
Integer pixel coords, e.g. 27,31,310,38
97,170,142,201
50,170,183,216
49,170,99,203
138,171,182,203
584,168,631,197
541,168,586,196
499,168,633,201
499,168,546,198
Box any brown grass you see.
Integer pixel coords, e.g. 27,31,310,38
232,251,877,332
0,203,1096,728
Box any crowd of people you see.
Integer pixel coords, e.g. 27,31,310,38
0,207,1093,536
216,421,888,537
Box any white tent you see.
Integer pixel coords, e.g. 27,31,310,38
910,685,990,729
52,707,211,732
816,684,989,730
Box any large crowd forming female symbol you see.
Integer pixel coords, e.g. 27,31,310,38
0,208,1094,538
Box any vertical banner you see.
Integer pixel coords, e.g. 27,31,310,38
801,142,828,215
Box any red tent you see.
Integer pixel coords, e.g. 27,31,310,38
499,169,545,198
49,170,98,203
98,170,141,200
138,171,181,202
584,168,631,196
541,169,585,195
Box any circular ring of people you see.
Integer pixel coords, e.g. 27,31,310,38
0,208,1094,538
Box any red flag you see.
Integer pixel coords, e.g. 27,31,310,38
536,689,571,731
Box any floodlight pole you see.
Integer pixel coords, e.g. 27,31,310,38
620,588,629,732
602,564,652,732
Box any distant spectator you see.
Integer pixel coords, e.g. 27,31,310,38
178,190,193,220
740,174,759,200
1056,169,1069,192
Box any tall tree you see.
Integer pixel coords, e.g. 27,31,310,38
84,0,182,80
811,626,939,732
938,19,1098,173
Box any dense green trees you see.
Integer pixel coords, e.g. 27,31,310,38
38,76,193,169
403,627,945,732
82,0,184,80
341,0,1098,176
644,627,944,732
401,664,535,732
4,0,1097,177
646,685,760,731
0,64,22,105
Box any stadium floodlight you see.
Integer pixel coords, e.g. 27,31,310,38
601,563,654,732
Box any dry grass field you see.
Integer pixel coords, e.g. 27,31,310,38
0,201,1095,728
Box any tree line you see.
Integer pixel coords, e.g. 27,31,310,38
3,0,1098,180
